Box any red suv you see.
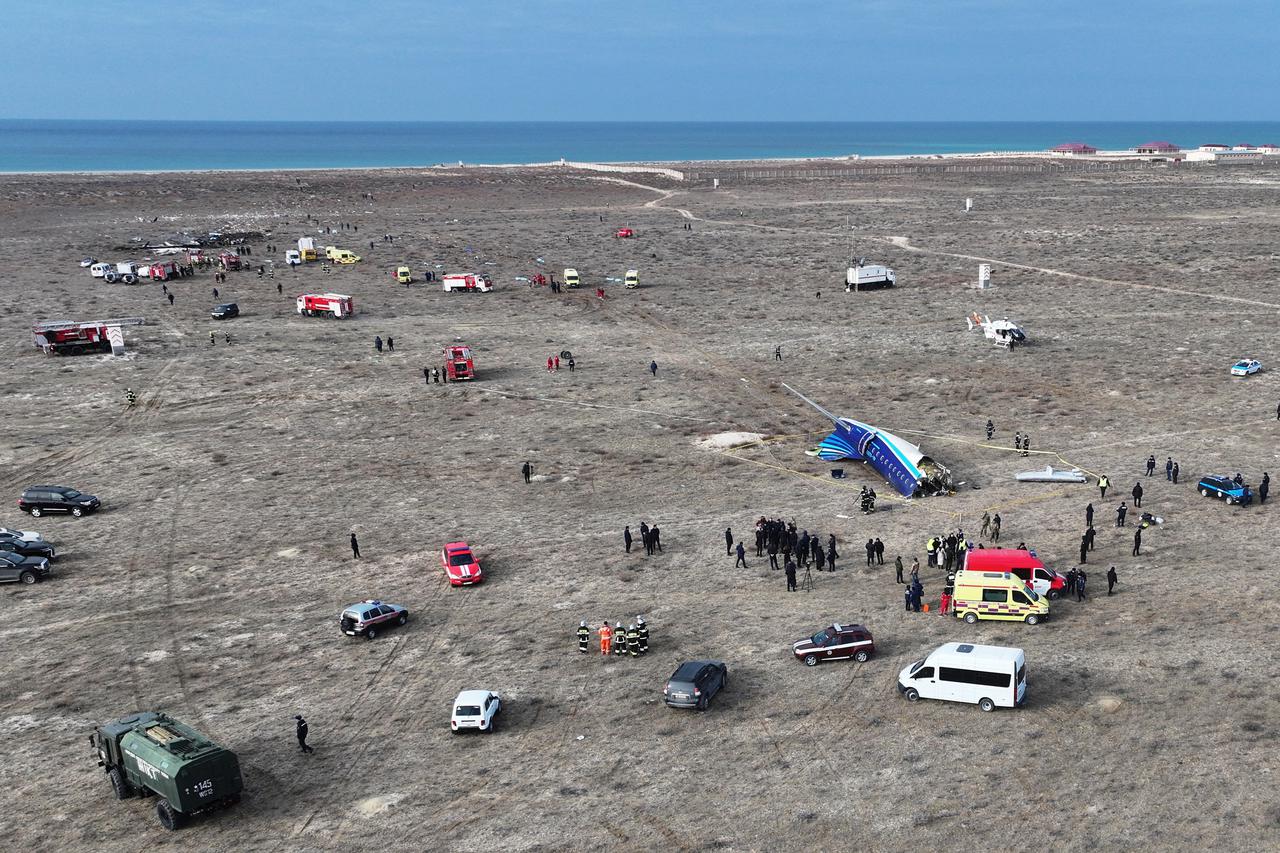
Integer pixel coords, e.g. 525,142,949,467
792,623,875,667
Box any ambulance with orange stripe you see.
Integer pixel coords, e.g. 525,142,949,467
952,569,1049,625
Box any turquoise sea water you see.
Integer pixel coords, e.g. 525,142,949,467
1,120,1278,172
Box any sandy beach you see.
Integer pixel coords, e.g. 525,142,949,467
1,159,1277,851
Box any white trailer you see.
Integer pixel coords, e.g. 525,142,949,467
845,262,896,291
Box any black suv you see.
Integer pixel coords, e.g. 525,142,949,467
211,302,239,319
18,486,100,518
0,551,51,585
663,660,729,710
0,535,55,560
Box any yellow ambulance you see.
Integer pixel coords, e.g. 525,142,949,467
395,266,412,284
952,570,1049,625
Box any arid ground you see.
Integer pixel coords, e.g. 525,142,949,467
1,160,1277,852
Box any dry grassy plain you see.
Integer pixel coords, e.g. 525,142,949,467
0,160,1277,852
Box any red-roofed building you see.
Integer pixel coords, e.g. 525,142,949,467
1134,141,1181,154
1050,142,1097,155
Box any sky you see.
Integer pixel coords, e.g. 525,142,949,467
6,0,1278,121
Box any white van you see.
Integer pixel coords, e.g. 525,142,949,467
898,642,1026,711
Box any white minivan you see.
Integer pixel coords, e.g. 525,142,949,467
898,642,1026,711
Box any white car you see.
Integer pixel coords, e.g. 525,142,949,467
0,527,43,543
79,258,96,268
1230,359,1262,376
451,690,501,734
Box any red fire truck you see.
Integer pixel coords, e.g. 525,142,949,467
614,227,634,239
32,318,144,355
442,273,493,293
296,293,355,318
443,344,475,380
218,251,243,271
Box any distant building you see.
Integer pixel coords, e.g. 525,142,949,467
1185,148,1263,163
1050,142,1097,156
1199,143,1229,151
1133,141,1181,155
1232,143,1256,150
1260,144,1280,155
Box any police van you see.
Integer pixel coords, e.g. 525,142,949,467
952,569,1049,625
898,642,1027,711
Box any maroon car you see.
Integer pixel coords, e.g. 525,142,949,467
792,623,875,667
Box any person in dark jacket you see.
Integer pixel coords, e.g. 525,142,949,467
1085,503,1094,527
735,541,747,568
295,715,313,753
872,537,884,565
865,539,875,566
522,461,532,484
1260,472,1270,504
624,526,633,553
1107,566,1119,595
1132,482,1143,508
785,559,797,592
350,532,360,559
725,527,734,556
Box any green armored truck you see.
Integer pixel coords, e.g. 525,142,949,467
89,711,243,830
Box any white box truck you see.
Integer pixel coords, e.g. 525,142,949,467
845,262,896,291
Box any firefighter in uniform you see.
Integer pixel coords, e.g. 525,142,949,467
598,622,613,657
612,622,626,656
636,616,649,654
626,623,640,657
577,620,590,653
125,388,137,407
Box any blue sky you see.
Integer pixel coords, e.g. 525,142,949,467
7,0,1277,120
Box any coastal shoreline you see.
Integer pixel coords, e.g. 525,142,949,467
0,147,1224,178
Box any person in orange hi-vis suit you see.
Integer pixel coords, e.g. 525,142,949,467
598,622,614,656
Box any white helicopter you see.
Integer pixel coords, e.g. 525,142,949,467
967,312,1027,348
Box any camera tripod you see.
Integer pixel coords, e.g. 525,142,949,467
800,564,815,592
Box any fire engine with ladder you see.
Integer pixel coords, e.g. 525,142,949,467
443,344,475,380
33,317,145,355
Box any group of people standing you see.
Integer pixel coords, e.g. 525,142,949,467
623,522,662,556
579,618,649,657
746,518,839,573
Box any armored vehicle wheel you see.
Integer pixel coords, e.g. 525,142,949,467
803,654,818,667
19,571,36,585
108,767,132,799
156,799,183,831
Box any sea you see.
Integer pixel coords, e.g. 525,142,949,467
2,120,1278,173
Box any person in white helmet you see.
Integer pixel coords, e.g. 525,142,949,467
636,616,649,654
576,620,590,653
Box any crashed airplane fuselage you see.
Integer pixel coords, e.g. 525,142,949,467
784,384,953,497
